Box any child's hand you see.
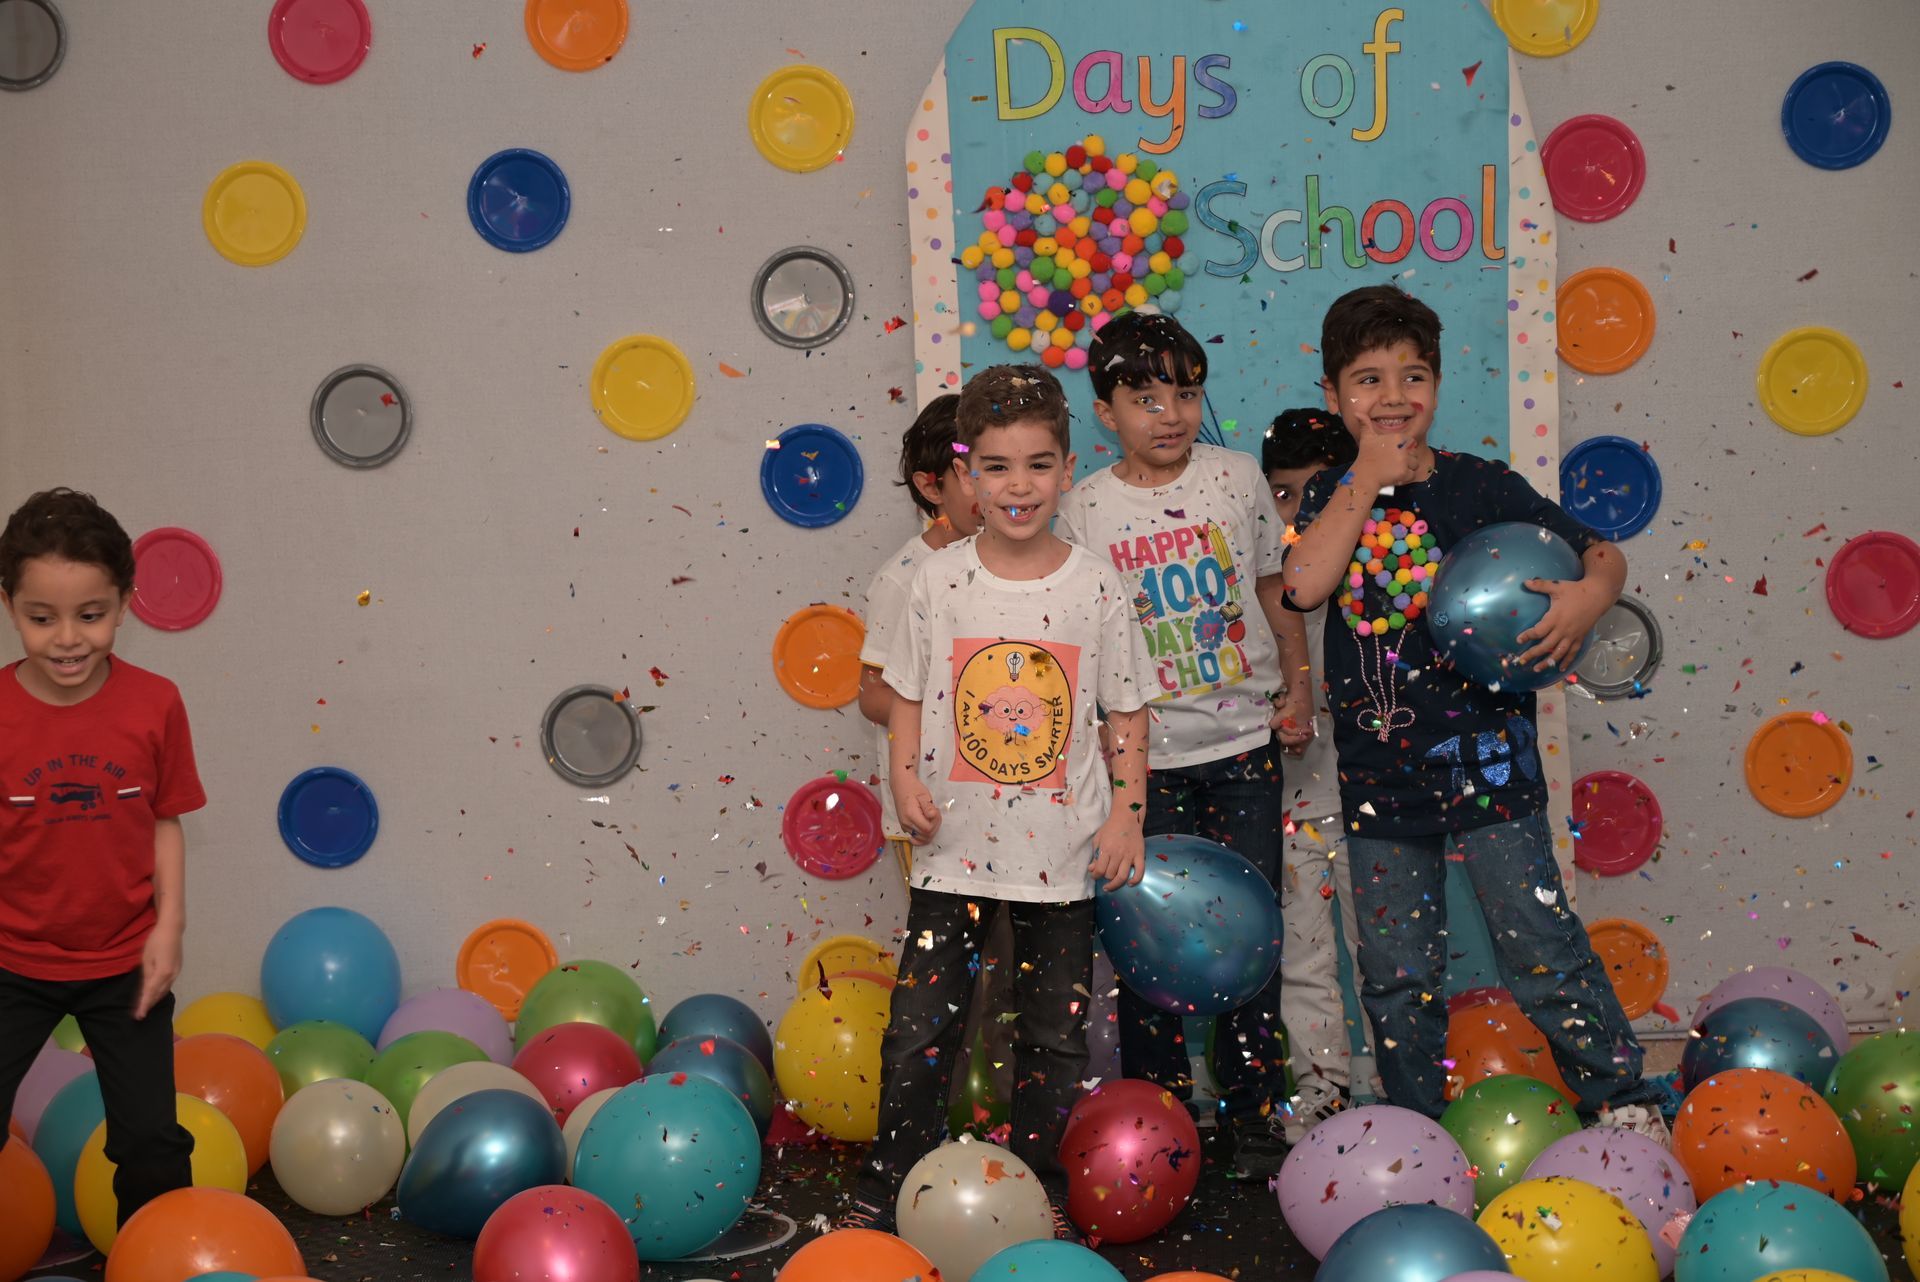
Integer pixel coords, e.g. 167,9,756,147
1089,817,1146,892
134,924,182,1020
1517,577,1609,672
1271,687,1317,756
896,779,942,846
1351,427,1421,492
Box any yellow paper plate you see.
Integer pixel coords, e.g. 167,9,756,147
749,64,855,173
796,933,897,997
1492,0,1600,58
203,161,307,266
1757,326,1869,435
590,334,695,440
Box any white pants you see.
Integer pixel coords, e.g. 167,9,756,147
1279,816,1380,1092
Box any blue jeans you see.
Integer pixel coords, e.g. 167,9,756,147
1120,739,1287,1121
1346,813,1660,1118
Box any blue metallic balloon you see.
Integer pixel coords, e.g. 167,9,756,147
259,905,402,1042
1679,997,1838,1092
646,1035,775,1136
572,1073,761,1260
395,1088,567,1239
1425,521,1595,692
1316,1203,1509,1282
657,993,774,1074
1675,1179,1890,1282
1094,834,1281,1015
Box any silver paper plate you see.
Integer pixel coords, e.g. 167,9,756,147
751,247,855,349
311,364,412,467
1573,595,1662,699
540,685,642,787
0,0,66,91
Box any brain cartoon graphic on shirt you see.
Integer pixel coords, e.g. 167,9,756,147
1109,521,1252,700
950,640,1078,788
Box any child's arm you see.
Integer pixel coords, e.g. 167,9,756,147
1518,540,1628,672
1089,705,1148,890
136,818,186,1019
858,667,894,728
1256,576,1317,754
887,695,940,845
1282,433,1416,609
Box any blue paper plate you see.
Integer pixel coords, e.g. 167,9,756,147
1560,435,1661,541
1782,61,1891,170
467,148,571,251
278,766,379,868
760,424,864,528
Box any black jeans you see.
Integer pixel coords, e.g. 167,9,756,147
1120,738,1288,1121
857,890,1092,1202
1,965,193,1224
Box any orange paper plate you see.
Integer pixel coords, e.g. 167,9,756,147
456,918,558,1019
1557,266,1655,374
1744,711,1853,817
772,604,865,708
1587,917,1669,1020
524,0,627,71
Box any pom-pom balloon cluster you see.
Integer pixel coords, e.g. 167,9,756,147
962,135,1193,369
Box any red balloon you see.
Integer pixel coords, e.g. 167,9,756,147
1058,1079,1201,1243
474,1185,639,1282
512,1022,643,1124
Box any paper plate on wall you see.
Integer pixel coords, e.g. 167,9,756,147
591,335,695,440
457,918,558,1019
752,247,856,349
760,424,864,527
204,161,307,266
771,604,864,708
1588,918,1669,1020
1782,61,1891,170
268,0,371,84
1571,595,1662,698
1757,326,1868,435
539,685,642,787
311,364,412,467
0,0,66,90
795,934,897,997
524,0,627,71
131,527,223,631
277,766,379,868
1491,0,1599,57
748,64,855,172
1542,114,1645,222
1560,435,1661,541
1557,267,1655,375
781,777,884,881
468,148,571,252
1744,711,1852,818
1826,530,1920,638
1570,770,1662,876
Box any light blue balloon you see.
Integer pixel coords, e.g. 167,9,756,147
259,905,401,1041
30,1069,103,1237
969,1240,1125,1281
657,993,773,1072
1316,1203,1508,1282
395,1089,566,1239
573,1074,760,1261
187,1274,260,1281
1674,1179,1889,1282
1425,522,1594,692
1095,833,1281,1015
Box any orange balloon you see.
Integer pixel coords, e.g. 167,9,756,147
776,1227,943,1281
174,1032,286,1175
0,1138,57,1282
1673,1066,1857,1201
1445,999,1577,1104
104,1187,303,1282
6,1116,23,1142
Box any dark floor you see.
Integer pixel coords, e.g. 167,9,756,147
27,1142,1916,1280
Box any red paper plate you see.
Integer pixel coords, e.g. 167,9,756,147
268,0,371,85
1542,114,1646,222
1826,530,1920,638
1570,770,1663,876
782,776,883,879
1587,918,1670,1020
130,527,223,631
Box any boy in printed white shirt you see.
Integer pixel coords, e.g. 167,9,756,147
1055,311,1313,1178
838,364,1150,1238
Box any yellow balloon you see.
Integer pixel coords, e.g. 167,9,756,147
175,992,277,1049
75,1093,248,1252
773,977,891,1142
1905,1160,1920,1278
1478,1175,1658,1282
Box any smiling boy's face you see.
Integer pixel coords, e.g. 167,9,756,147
961,419,1075,542
1324,338,1439,453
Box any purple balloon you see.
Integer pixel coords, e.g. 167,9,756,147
13,1044,90,1143
1525,1127,1695,1277
1694,966,1848,1053
378,988,514,1064
1276,1104,1476,1260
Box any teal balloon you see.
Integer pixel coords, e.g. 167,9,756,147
573,1074,760,1260
30,1070,103,1236
260,906,401,1041
1674,1179,1889,1282
970,1239,1126,1280
657,993,772,1073
1094,834,1281,1015
646,1035,773,1136
1425,521,1594,692
1679,997,1837,1092
1315,1203,1508,1282
187,1275,260,1281
395,1089,566,1239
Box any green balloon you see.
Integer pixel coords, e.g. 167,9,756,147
364,1031,488,1132
947,1029,1008,1140
264,1020,375,1096
1824,1029,1920,1187
52,1013,85,1052
515,959,656,1061
1440,1074,1580,1211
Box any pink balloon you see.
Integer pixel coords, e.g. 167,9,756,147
512,1022,642,1124
1060,1079,1201,1244
1694,966,1848,1053
12,1045,90,1143
378,988,514,1063
1525,1127,1695,1277
474,1185,638,1282
1276,1104,1475,1260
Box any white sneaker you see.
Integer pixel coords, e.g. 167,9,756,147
1278,1077,1347,1146
1597,1102,1672,1149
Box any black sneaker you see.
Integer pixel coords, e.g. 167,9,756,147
832,1193,896,1234
1226,1113,1289,1180
1046,1190,1086,1245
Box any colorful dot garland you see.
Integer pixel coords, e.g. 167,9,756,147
961,135,1193,370
1341,507,1443,635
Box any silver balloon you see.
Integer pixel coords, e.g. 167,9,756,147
268,1078,406,1216
894,1139,1053,1280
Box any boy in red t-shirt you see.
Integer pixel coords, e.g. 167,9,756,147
1,488,205,1224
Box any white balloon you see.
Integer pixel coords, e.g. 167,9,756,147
407,1059,550,1149
561,1086,621,1178
894,1139,1052,1280
269,1079,405,1216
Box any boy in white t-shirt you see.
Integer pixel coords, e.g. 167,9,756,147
1263,407,1382,1141
1055,311,1314,1178
838,364,1150,1238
